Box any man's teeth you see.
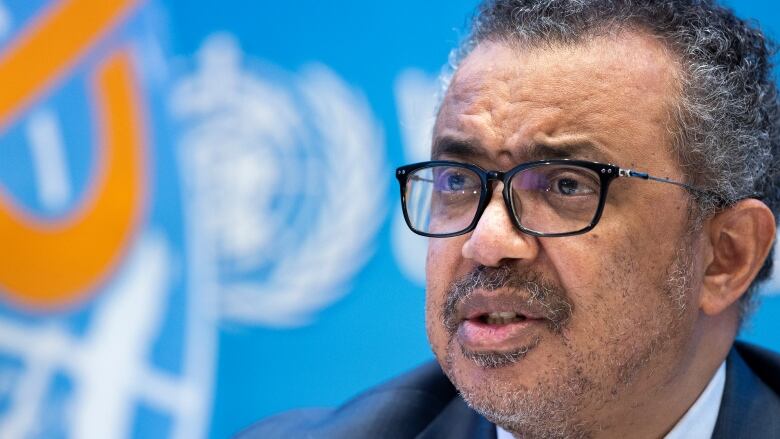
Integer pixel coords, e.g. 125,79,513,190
483,312,525,325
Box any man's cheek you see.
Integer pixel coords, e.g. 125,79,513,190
424,291,449,362
425,241,461,296
426,239,455,270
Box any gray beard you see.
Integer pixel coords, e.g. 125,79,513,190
460,337,540,369
447,337,595,439
440,238,695,439
448,324,684,439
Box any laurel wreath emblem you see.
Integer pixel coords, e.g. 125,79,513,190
219,65,387,327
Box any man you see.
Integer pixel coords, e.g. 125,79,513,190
240,0,780,437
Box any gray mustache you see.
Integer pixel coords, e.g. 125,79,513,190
441,265,574,335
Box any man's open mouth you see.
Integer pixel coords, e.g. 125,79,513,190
453,293,548,352
474,311,528,325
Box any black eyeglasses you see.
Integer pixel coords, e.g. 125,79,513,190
395,159,714,238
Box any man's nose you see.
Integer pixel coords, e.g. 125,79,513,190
461,185,540,266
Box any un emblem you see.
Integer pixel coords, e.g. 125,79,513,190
171,34,387,327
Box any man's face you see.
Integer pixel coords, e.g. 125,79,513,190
426,34,706,437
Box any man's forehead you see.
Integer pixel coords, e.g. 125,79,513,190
450,32,679,99
434,32,681,168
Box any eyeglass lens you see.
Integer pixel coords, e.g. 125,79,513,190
404,164,602,236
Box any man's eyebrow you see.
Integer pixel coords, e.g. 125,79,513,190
432,136,613,163
523,142,610,162
431,136,487,160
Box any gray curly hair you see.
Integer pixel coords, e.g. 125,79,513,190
445,0,780,319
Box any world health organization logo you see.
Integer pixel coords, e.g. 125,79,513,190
171,34,387,327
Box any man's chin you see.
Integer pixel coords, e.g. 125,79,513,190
443,340,594,439
442,336,544,387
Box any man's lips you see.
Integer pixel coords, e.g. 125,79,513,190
454,291,548,352
458,318,542,351
458,292,547,321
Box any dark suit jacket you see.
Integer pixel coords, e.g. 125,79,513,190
238,341,780,438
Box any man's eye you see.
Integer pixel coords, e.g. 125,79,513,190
555,178,581,195
548,175,597,196
446,174,466,191
435,170,478,192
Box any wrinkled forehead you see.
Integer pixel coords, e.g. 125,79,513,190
434,33,683,170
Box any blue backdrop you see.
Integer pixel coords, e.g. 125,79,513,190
0,1,777,438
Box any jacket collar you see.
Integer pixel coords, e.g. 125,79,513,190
416,396,496,439
711,342,780,438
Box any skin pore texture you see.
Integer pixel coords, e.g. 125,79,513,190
425,33,776,439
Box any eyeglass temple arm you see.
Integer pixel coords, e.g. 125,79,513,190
627,167,769,208
619,168,680,184
618,168,710,196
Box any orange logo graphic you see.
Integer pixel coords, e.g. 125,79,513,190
0,0,148,310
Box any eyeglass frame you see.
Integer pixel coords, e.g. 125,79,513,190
395,158,719,238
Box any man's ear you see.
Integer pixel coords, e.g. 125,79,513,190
700,199,776,316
